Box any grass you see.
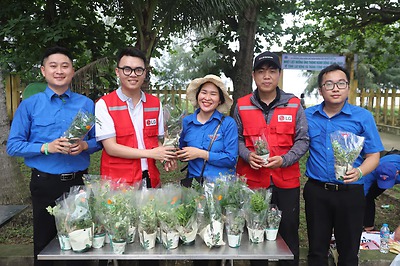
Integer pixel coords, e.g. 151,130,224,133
1,151,399,249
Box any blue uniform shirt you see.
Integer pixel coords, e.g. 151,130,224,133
305,100,384,184
7,87,102,174
179,108,238,179
363,154,400,194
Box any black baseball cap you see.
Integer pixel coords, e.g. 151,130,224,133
253,51,281,70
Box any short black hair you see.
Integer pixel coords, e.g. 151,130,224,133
318,64,350,88
117,47,146,65
195,83,225,105
41,46,73,66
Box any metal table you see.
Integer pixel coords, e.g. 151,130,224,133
39,233,293,261
0,205,28,228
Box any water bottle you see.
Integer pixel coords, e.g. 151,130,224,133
380,223,390,253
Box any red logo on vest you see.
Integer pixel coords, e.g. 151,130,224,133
278,115,292,122
146,119,157,126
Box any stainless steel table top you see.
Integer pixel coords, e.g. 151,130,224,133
39,233,293,261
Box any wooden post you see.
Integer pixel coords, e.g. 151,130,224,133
390,88,396,126
346,54,356,105
5,73,21,121
375,89,381,124
383,88,389,125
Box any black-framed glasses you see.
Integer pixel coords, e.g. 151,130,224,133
322,81,348,91
117,66,145,76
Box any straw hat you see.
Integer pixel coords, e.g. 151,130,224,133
186,74,233,113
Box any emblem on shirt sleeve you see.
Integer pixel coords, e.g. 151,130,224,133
278,115,292,122
145,119,157,126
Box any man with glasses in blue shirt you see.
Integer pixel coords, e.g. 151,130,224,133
304,64,384,265
7,46,102,266
95,47,177,189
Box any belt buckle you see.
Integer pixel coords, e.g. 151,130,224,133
324,183,339,191
60,173,74,181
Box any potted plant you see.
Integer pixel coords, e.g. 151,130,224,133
65,187,93,252
265,206,282,241
62,110,99,144
46,202,71,251
197,181,225,248
138,199,158,249
225,207,245,248
245,189,271,243
216,175,249,248
102,191,131,254
330,131,364,181
162,104,186,148
86,182,107,249
158,209,180,249
252,134,270,164
176,187,199,245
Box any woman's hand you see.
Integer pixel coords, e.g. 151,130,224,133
176,147,207,161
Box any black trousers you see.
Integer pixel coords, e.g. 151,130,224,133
250,186,300,266
363,181,386,228
30,169,87,266
304,179,365,266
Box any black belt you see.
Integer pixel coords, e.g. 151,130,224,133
308,178,362,191
32,168,87,181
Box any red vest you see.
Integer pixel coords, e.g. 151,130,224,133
100,91,161,187
236,94,301,189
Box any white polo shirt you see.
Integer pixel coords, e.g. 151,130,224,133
95,88,164,171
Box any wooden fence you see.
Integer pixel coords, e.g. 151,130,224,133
4,73,400,133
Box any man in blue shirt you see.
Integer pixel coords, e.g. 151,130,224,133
7,46,101,266
363,154,400,231
304,64,383,266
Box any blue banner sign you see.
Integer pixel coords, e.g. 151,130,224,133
282,54,346,70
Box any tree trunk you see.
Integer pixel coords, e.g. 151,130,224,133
0,72,31,204
229,6,258,114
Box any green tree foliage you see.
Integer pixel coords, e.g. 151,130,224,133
285,0,400,94
0,0,119,71
152,34,221,88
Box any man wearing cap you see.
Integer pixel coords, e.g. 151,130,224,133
233,51,309,266
363,154,400,231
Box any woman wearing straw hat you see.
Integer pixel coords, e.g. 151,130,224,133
176,74,238,187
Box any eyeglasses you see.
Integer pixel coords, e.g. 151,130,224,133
322,81,348,91
117,66,145,76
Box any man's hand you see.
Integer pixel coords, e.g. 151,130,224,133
150,146,177,161
68,140,88,155
47,137,72,155
248,152,265,170
263,156,283,169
